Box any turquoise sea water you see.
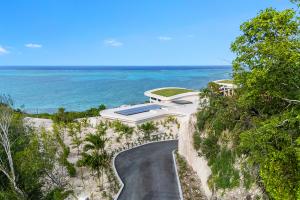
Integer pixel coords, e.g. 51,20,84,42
0,66,231,113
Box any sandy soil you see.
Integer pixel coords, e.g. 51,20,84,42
25,116,180,200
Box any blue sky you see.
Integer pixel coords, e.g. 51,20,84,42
0,0,296,66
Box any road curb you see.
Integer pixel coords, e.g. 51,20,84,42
172,150,184,200
112,139,179,200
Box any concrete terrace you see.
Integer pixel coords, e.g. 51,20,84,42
100,87,200,125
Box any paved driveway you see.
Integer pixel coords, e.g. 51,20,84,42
114,140,180,200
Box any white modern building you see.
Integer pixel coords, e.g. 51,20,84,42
100,87,200,125
144,87,199,103
213,80,237,96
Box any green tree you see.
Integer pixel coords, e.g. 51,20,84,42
240,110,299,199
53,123,76,177
67,122,83,156
138,122,158,140
77,124,110,188
112,121,134,143
231,8,300,114
194,4,300,199
0,95,25,198
291,0,300,7
231,7,300,200
53,108,69,123
0,96,69,199
296,135,300,199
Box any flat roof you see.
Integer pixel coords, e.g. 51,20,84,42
144,87,199,101
172,100,193,105
115,104,161,116
100,96,200,125
100,103,170,124
213,80,237,88
151,88,193,97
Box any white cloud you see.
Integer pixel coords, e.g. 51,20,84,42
104,39,123,47
0,46,9,55
158,36,172,41
25,43,42,48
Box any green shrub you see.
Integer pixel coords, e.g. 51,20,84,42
212,117,226,136
28,104,106,123
193,132,202,151
112,121,134,139
45,188,73,200
138,122,158,140
54,124,77,177
201,134,220,165
59,147,76,177
196,109,211,131
242,169,253,190
210,149,240,189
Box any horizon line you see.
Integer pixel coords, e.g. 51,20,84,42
0,65,232,67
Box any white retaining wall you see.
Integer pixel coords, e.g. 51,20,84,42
178,114,212,199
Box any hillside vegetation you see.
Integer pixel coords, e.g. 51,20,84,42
27,105,106,123
194,4,300,200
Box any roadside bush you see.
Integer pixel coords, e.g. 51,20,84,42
210,149,240,190
193,132,202,151
201,134,220,165
45,187,73,200
196,109,211,131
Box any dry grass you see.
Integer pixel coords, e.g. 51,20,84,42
176,152,207,200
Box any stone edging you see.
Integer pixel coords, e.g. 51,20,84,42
112,139,183,200
172,150,184,200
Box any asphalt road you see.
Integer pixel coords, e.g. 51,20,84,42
115,140,181,200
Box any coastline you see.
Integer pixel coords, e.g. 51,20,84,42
1,66,231,113
0,65,232,70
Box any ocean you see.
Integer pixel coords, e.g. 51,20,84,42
0,66,232,113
